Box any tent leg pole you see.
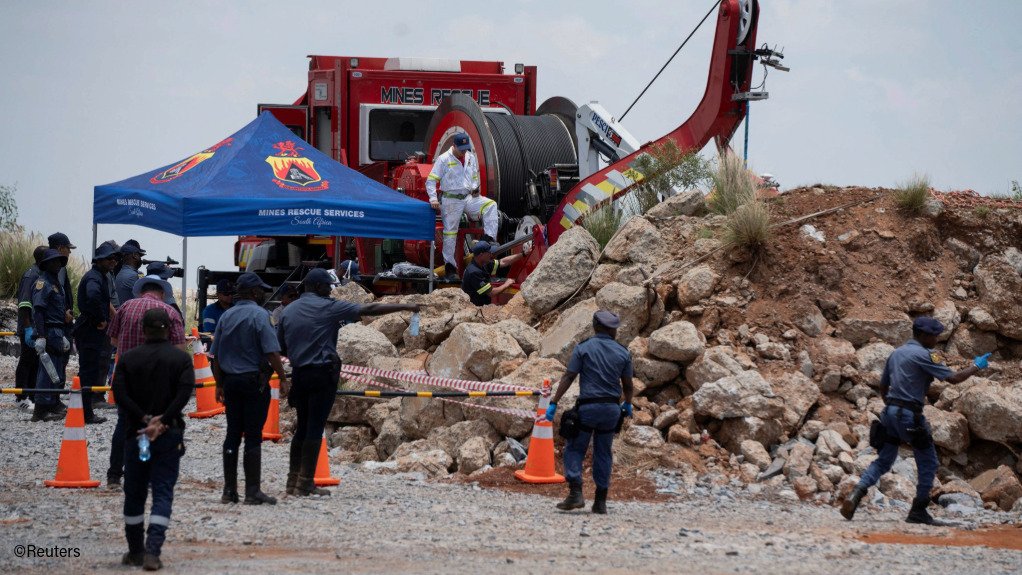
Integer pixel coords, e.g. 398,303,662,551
181,237,188,327
91,224,97,253
333,236,341,269
428,240,435,294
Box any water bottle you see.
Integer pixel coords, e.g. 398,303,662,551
138,434,151,462
409,312,421,336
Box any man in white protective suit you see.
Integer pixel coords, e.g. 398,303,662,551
425,133,498,281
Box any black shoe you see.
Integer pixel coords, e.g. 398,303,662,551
94,400,116,410
244,491,278,505
296,476,331,497
222,449,239,503
556,483,585,511
285,472,299,496
121,552,144,566
142,553,162,571
906,496,935,525
592,488,608,515
221,489,239,504
107,476,122,491
840,486,867,520
31,407,62,422
85,415,108,425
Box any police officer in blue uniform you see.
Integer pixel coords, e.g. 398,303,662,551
73,243,120,423
14,245,48,412
546,310,634,514
277,268,419,497
841,316,990,524
30,249,72,422
116,241,146,306
209,272,289,505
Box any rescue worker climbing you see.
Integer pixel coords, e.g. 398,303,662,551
426,133,498,281
841,317,990,525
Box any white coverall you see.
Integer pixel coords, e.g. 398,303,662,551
426,147,499,267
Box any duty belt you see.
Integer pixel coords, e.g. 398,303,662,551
577,396,620,406
442,191,469,200
885,397,923,413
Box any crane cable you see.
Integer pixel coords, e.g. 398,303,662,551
619,0,723,121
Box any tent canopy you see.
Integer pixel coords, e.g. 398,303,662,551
94,112,435,240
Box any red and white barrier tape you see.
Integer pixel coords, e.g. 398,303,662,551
342,374,535,420
340,364,533,393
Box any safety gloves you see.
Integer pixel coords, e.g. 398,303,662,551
545,402,557,422
974,353,992,369
620,402,633,417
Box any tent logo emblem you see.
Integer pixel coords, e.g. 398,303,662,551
266,141,329,191
150,138,233,184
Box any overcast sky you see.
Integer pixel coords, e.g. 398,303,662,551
2,0,1019,295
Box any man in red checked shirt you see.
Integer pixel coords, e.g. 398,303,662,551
105,276,186,489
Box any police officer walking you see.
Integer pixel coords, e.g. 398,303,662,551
426,133,499,281
545,310,634,514
74,243,120,424
841,317,989,524
14,246,47,413
30,249,72,422
113,308,193,571
209,272,289,505
277,268,419,496
461,241,530,306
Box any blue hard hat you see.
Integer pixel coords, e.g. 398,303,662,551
453,133,472,151
471,241,498,256
913,316,945,335
236,272,271,291
304,268,333,286
593,310,621,329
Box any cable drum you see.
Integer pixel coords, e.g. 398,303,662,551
424,93,577,221
484,112,576,218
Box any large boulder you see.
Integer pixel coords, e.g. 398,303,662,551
391,441,454,478
931,300,961,342
481,356,567,438
456,436,493,474
613,425,665,468
740,439,772,470
493,319,541,355
855,342,894,373
628,338,681,388
810,337,857,367
973,253,1022,340
645,189,705,218
718,416,782,452
337,323,398,366
539,298,598,364
603,216,663,265
398,397,465,440
331,282,375,305
692,370,784,420
648,321,705,362
969,465,1022,511
329,425,374,452
794,303,828,337
428,323,526,381
954,380,1022,443
922,406,970,454
674,264,719,307
520,226,600,315
768,372,820,431
595,282,651,344
427,419,500,459
946,326,999,359
401,287,472,317
685,346,746,391
838,314,912,346
369,313,409,345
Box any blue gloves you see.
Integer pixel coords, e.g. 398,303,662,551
621,402,633,417
23,327,33,346
974,353,991,369
545,402,557,422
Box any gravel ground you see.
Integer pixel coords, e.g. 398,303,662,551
1,378,1020,573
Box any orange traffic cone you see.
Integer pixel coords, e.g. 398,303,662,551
313,433,340,487
262,376,283,442
45,376,101,488
514,379,565,484
188,330,225,419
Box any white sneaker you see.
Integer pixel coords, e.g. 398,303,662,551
16,398,35,411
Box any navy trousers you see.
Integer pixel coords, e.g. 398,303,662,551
563,403,621,490
123,428,184,557
857,405,938,500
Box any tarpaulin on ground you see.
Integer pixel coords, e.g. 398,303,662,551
93,112,435,240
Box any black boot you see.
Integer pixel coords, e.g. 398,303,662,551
906,496,935,525
443,263,459,282
592,488,608,514
243,450,276,505
221,449,239,504
286,441,302,496
31,404,61,422
295,440,330,496
840,486,867,520
556,483,585,511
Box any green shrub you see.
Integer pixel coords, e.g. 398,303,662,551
696,227,715,239
0,229,87,310
723,200,771,251
894,174,931,214
631,140,712,214
708,149,757,215
582,204,626,250
973,205,991,219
